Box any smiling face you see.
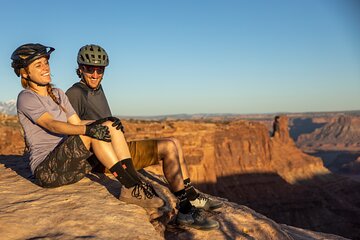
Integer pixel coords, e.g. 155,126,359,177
23,57,51,85
80,65,105,89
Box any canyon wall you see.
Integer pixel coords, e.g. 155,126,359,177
1,114,360,239
124,116,360,239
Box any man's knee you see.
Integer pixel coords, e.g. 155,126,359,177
159,138,180,159
165,137,182,148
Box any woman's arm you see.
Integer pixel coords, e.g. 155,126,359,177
37,112,111,141
67,113,93,126
36,112,86,135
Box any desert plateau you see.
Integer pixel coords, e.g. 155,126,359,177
1,112,359,239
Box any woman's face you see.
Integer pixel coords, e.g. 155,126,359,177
25,57,51,85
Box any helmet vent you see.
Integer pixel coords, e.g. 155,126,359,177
77,44,109,67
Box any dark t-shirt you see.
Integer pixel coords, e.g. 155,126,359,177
66,82,113,172
66,82,112,120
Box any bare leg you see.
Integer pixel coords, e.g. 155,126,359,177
158,137,190,178
157,138,187,192
80,122,164,208
79,121,130,169
105,121,131,160
170,138,190,180
158,138,223,211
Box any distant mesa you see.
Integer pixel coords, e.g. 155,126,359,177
291,114,360,175
297,115,360,151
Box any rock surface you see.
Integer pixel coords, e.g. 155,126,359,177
0,155,348,240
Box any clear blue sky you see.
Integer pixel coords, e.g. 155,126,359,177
1,0,359,116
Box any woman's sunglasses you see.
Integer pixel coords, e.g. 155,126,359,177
82,65,105,74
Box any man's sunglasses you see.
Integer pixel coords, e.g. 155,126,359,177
82,65,105,74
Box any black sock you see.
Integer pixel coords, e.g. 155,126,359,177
174,189,193,214
184,178,199,201
109,161,139,188
120,158,142,182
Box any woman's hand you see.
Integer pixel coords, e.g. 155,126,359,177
85,122,111,142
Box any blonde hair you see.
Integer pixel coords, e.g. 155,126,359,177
20,68,29,89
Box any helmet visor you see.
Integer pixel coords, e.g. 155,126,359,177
24,47,55,66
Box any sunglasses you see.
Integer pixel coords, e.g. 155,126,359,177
82,65,105,74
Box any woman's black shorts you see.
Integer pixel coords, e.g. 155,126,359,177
34,135,92,188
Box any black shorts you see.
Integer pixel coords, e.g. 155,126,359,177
34,135,92,188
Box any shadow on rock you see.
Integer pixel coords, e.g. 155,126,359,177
196,171,360,240
0,154,34,182
307,150,360,174
86,173,120,198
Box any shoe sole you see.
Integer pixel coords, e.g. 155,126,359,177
209,203,223,210
192,204,223,211
176,221,220,231
191,201,223,211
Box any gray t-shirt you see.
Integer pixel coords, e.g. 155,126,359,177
17,88,76,173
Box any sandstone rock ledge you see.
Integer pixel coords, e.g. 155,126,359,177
0,155,348,240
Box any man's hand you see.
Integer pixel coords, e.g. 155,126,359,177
93,117,125,133
85,123,111,142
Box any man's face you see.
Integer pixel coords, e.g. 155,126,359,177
80,65,105,89
25,57,52,85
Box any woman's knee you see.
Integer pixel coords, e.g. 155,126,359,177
102,120,113,127
103,121,123,133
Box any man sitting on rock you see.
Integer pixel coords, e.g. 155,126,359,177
66,44,223,230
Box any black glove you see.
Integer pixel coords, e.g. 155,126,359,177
85,123,111,142
93,117,125,133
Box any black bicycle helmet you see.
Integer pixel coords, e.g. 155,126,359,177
11,43,55,77
77,44,109,67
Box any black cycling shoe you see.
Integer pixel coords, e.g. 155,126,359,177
176,207,219,230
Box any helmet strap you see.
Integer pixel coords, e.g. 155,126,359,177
25,76,49,87
22,68,49,87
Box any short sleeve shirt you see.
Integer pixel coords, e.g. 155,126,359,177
17,88,76,173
